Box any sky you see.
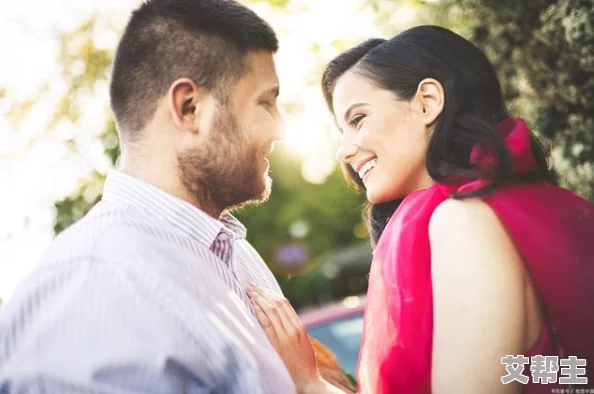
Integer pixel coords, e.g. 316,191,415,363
0,0,420,301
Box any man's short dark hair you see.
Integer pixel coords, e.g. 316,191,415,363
109,0,279,139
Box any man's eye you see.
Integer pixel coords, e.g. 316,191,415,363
349,114,366,127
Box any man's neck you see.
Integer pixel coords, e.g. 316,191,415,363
118,154,224,219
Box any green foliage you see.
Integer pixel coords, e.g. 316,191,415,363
424,0,594,200
263,0,291,7
18,0,594,309
54,170,106,234
235,148,367,307
48,1,370,310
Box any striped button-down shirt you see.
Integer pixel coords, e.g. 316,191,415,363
0,170,296,394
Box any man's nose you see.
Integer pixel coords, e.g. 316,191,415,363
273,108,286,142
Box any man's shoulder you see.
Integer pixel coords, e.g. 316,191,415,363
48,201,188,261
7,203,216,324
36,202,231,295
235,238,262,257
234,239,270,271
234,239,283,294
10,207,163,305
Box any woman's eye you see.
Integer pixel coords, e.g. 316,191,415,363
349,114,366,128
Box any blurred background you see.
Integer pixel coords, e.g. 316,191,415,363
1,0,593,374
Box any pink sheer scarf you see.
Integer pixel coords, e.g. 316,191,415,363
357,118,594,393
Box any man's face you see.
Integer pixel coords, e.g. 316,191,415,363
178,51,283,215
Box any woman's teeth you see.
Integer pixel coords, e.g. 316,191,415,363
359,159,377,180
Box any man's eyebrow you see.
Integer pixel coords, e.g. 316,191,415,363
261,85,280,98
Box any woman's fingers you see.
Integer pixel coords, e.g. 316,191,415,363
248,288,284,341
249,286,303,339
251,302,281,347
247,285,321,391
249,286,311,362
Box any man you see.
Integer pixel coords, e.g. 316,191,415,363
1,0,293,392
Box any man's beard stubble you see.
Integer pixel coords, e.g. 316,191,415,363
177,107,272,217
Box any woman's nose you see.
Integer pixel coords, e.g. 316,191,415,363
336,142,358,163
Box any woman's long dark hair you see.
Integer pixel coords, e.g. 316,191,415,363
321,26,553,246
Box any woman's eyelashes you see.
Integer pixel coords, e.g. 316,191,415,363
349,113,367,129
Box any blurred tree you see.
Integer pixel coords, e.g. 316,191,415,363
7,0,594,307
44,2,369,308
419,0,594,199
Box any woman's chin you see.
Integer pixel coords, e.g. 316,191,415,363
366,189,385,205
366,187,405,205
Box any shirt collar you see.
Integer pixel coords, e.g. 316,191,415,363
220,212,247,239
102,170,247,246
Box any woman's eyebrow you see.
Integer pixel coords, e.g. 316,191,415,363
342,102,368,124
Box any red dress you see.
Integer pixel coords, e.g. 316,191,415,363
357,118,594,393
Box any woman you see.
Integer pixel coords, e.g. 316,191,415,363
248,25,594,393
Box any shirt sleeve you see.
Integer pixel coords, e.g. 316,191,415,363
0,259,264,394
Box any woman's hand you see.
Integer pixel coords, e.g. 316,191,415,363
247,285,321,392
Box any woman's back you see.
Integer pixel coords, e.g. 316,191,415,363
360,176,594,393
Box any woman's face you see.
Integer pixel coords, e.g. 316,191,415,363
332,70,436,204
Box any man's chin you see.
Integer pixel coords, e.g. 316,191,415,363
250,175,273,204
228,176,272,212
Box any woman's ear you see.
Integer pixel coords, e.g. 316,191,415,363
167,78,206,135
415,78,444,127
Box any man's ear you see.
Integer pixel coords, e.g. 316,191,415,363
167,78,207,134
415,78,445,127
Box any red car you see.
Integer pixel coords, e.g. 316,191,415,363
299,295,366,376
